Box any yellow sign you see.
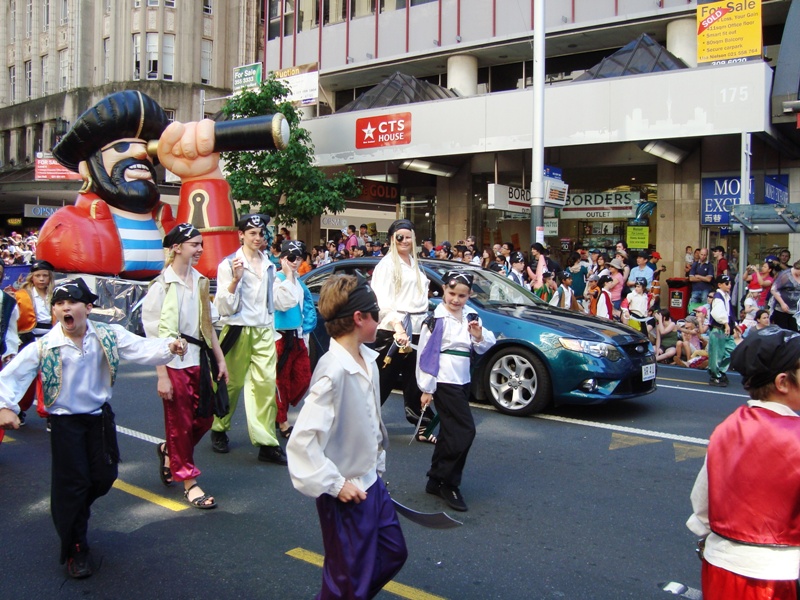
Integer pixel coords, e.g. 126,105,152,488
626,226,649,249
697,0,762,66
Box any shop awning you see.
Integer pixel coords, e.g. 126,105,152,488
730,203,800,233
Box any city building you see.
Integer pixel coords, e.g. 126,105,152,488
265,0,800,272
0,0,262,230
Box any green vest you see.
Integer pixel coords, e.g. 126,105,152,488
38,322,120,408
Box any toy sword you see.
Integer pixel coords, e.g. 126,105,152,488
391,499,462,529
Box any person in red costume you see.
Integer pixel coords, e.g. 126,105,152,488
36,90,239,280
687,326,800,599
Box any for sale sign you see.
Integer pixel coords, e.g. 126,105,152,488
355,113,411,149
697,0,762,66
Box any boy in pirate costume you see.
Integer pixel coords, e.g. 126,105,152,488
0,278,185,578
273,240,316,438
142,223,228,509
687,326,800,599
212,214,285,464
416,271,496,512
287,274,407,600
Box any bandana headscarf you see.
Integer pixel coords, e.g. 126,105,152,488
51,278,99,305
731,326,800,389
442,270,474,289
237,214,270,232
280,240,306,258
330,276,380,321
163,223,201,248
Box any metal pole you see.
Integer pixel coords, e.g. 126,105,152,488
530,0,545,246
738,132,751,296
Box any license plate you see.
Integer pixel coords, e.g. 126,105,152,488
642,363,656,381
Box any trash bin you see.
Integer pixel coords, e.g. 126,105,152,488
666,278,691,321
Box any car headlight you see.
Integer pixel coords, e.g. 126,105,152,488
559,338,623,361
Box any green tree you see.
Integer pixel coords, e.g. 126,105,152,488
220,74,360,225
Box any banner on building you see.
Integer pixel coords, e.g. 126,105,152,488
701,174,788,225
274,62,319,106
697,0,762,66
34,153,82,181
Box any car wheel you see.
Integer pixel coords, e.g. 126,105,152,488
484,346,552,416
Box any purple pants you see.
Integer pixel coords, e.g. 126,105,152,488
315,477,408,600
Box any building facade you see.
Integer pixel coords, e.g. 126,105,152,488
265,0,800,275
0,0,263,228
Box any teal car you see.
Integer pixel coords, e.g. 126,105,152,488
301,258,656,416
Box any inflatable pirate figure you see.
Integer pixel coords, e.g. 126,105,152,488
37,90,240,279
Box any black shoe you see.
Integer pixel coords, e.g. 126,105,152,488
46,417,52,433
258,445,288,465
425,479,441,495
66,544,93,579
438,484,468,512
18,411,26,426
709,376,721,387
210,431,229,454
719,373,729,386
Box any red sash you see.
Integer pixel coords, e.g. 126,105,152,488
708,405,800,546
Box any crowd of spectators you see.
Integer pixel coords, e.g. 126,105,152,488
0,231,38,266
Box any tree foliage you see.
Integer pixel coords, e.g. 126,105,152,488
220,74,360,225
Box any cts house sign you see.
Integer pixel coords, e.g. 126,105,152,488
356,112,411,149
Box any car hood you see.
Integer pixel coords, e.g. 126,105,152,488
478,302,647,345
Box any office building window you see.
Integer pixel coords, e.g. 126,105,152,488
103,38,110,83
163,34,174,81
25,0,32,38
24,61,31,99
132,33,141,79
9,1,16,39
203,0,212,15
60,0,68,25
165,0,175,6
134,0,141,7
323,0,345,25
58,49,68,90
105,0,112,13
148,0,159,5
350,0,375,19
380,0,404,11
164,109,175,122
9,66,16,105
41,55,49,95
43,0,49,31
201,39,212,84
146,32,158,79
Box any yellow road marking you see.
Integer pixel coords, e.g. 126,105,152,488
3,434,14,442
658,376,709,386
286,547,448,600
113,479,188,512
609,432,661,451
673,442,707,462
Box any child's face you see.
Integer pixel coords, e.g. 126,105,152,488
443,283,471,314
175,235,204,264
53,299,91,335
239,228,265,252
355,310,379,344
32,271,51,290
635,284,645,294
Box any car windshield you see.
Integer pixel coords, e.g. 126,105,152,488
422,262,546,308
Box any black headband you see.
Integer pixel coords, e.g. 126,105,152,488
387,219,415,237
442,270,474,289
163,223,201,248
330,278,380,321
51,278,99,305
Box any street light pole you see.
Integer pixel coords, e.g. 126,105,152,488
530,0,545,247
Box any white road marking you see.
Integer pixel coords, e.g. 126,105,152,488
116,425,164,445
658,383,748,399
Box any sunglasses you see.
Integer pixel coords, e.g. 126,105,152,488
394,234,413,243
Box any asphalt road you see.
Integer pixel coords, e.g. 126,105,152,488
1,363,744,599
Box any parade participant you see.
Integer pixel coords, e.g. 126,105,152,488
0,277,186,577
550,271,581,311
707,275,736,387
211,215,286,463
687,327,800,599
142,224,228,509
0,261,19,443
596,275,615,320
287,274,407,599
417,271,495,512
37,91,240,279
273,240,316,438
769,260,800,332
371,219,435,441
14,260,52,424
534,271,556,302
585,274,600,315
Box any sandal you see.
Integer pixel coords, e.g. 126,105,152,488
279,425,293,439
157,443,172,486
184,483,217,510
415,426,437,444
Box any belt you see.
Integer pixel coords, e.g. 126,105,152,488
399,311,427,316
277,329,298,337
442,349,471,358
